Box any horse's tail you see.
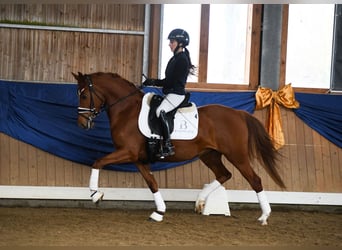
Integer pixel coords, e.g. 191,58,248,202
244,113,286,189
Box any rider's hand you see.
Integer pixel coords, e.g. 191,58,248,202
142,78,156,86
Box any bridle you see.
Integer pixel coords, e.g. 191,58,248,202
77,74,141,129
77,75,106,129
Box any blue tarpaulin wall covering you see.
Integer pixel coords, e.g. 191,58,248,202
293,93,342,148
0,80,341,172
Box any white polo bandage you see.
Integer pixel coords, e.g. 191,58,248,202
89,168,99,192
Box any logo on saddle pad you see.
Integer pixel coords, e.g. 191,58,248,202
138,93,199,140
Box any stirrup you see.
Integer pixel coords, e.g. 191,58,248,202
157,145,175,159
157,151,174,159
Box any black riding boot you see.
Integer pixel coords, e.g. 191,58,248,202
158,110,175,159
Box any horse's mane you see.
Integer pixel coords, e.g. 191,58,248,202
90,72,139,90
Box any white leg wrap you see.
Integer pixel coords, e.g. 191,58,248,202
198,180,221,201
149,191,166,222
89,169,103,203
89,168,99,192
195,180,221,214
256,190,271,225
153,191,166,213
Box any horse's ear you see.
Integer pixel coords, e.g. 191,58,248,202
71,72,84,81
72,72,79,81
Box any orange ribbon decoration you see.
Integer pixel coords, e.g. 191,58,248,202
255,84,300,150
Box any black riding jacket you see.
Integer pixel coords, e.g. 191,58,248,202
155,51,189,95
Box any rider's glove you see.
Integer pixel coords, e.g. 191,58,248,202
142,78,163,87
142,78,156,86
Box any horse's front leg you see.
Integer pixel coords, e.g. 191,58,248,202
135,162,166,222
88,149,137,204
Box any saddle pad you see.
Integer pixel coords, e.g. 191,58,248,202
138,93,199,140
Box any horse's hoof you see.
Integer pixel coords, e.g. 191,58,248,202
148,217,158,222
149,211,164,222
195,199,205,214
258,213,270,226
91,191,104,203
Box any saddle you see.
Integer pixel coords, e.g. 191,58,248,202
138,92,199,162
147,93,191,136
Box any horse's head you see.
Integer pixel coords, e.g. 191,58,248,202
72,72,105,130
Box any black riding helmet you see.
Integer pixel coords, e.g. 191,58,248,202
168,29,189,47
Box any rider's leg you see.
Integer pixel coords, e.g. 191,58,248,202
156,94,185,158
155,93,185,117
159,110,175,157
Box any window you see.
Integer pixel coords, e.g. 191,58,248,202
160,4,252,87
160,4,201,83
285,4,335,89
207,4,249,84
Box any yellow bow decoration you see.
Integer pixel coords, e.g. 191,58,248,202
255,84,300,150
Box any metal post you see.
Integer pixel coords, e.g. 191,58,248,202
259,4,283,90
142,4,151,81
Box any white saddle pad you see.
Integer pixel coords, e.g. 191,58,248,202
138,92,199,140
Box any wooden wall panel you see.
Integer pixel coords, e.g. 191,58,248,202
0,28,144,83
0,4,145,31
0,4,145,84
0,133,10,184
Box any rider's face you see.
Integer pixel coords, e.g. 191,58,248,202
169,39,178,52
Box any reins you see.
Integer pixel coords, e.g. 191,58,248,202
104,86,142,111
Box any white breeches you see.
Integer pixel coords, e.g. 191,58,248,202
156,93,185,117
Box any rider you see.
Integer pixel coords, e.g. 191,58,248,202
143,28,195,159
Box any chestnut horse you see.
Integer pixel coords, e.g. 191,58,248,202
72,72,285,225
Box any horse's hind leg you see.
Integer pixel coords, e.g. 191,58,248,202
230,158,271,225
195,150,232,213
